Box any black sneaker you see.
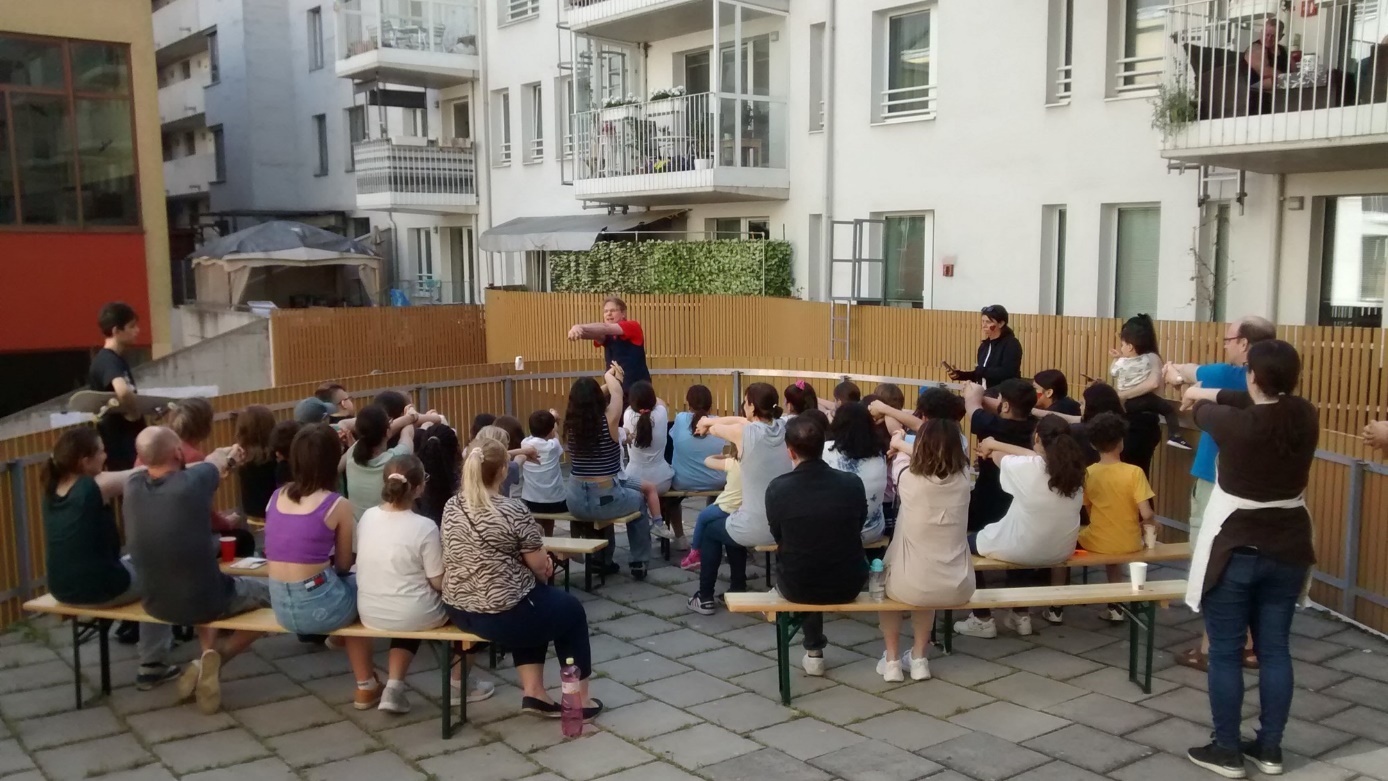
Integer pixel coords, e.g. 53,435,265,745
629,562,647,581
135,664,182,691
1188,742,1247,778
1167,433,1193,450
599,562,621,576
114,620,139,645
1240,739,1283,775
687,595,716,616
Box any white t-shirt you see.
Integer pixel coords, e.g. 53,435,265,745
974,455,1082,566
520,436,566,504
622,404,675,487
354,506,447,631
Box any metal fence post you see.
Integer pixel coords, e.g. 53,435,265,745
503,378,515,418
732,371,742,410
415,385,429,413
8,461,31,602
1342,460,1366,618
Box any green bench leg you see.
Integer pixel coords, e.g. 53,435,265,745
765,551,774,589
774,612,805,706
1122,601,1157,694
940,610,954,655
437,641,456,739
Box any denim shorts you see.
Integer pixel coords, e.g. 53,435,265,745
268,569,358,635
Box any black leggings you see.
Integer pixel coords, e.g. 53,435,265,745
446,585,592,678
1125,392,1181,438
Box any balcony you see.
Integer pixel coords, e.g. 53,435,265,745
152,0,211,63
158,76,207,131
572,91,788,206
353,138,477,213
335,0,479,88
566,0,787,42
164,152,214,198
1160,0,1388,174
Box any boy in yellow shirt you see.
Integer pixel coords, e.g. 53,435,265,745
1079,412,1156,621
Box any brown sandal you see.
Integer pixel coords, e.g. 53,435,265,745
1176,647,1209,672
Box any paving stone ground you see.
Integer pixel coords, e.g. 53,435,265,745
3,528,1386,781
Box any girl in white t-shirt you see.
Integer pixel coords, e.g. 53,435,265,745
518,409,567,535
622,382,673,538
356,455,494,713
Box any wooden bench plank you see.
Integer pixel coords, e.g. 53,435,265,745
723,579,1186,614
973,542,1192,571
531,511,642,532
754,538,889,553
661,490,720,498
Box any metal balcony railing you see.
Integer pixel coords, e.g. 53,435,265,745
337,0,479,60
353,139,476,201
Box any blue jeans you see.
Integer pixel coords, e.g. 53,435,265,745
692,503,729,549
269,569,359,635
1203,549,1308,751
566,477,652,566
698,516,748,601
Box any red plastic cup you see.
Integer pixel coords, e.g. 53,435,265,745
219,536,237,563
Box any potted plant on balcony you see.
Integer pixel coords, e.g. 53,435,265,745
1151,80,1198,140
600,94,640,123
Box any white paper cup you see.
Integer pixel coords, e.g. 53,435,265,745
514,356,525,371
1129,562,1148,591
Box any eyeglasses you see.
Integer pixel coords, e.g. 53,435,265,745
1222,336,1240,344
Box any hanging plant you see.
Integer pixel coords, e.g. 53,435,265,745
1151,81,1199,140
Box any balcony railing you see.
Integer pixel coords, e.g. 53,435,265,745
164,152,215,197
572,91,786,181
152,0,205,53
157,75,207,126
1162,0,1388,168
353,139,477,211
337,0,479,80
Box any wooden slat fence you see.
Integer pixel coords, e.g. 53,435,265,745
269,305,487,385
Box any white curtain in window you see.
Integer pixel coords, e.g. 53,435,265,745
1115,206,1160,319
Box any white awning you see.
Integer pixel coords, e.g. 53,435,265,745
479,210,687,252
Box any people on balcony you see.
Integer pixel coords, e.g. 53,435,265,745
1245,17,1290,90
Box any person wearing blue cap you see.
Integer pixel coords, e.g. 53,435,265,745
294,383,354,424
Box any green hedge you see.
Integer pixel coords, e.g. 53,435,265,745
550,240,793,296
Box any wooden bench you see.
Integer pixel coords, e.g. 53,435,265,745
657,490,722,560
23,594,484,739
972,542,1192,572
753,539,891,588
529,514,641,589
725,579,1187,706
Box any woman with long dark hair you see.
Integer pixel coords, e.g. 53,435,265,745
823,402,890,543
563,365,653,579
1179,340,1317,778
689,382,792,615
345,404,415,521
783,381,819,419
415,424,461,525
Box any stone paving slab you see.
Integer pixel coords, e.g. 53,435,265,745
750,717,867,761
151,728,270,775
14,704,123,750
808,738,942,781
642,723,759,770
33,734,154,781
919,730,1051,781
702,747,834,781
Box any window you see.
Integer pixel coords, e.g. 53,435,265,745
1113,205,1160,318
182,131,195,156
405,108,427,138
410,228,434,280
883,213,931,305
492,89,511,165
877,7,936,120
307,7,325,71
526,251,550,291
555,76,573,160
809,23,825,131
207,30,219,83
211,125,225,182
345,106,366,171
523,82,543,163
1115,0,1164,93
503,0,540,23
1041,206,1067,314
0,35,139,228
1048,0,1074,102
450,98,470,140
1319,195,1388,327
180,60,192,80
350,217,371,239
707,217,771,240
312,114,328,175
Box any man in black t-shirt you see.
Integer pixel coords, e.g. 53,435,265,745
964,379,1037,533
89,302,145,470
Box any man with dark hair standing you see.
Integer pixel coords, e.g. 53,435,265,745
1164,315,1276,671
566,296,651,394
948,305,1024,389
766,416,868,677
89,302,145,470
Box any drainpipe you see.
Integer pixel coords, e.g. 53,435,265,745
478,0,496,289
1267,173,1285,321
821,0,836,302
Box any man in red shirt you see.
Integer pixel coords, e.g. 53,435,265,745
567,296,651,393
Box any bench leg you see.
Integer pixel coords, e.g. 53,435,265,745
71,619,83,710
764,551,773,590
659,538,671,561
562,559,571,592
1122,601,1157,694
939,611,955,655
97,619,112,696
439,641,453,739
774,612,805,706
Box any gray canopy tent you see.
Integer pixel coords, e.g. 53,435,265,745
188,221,383,306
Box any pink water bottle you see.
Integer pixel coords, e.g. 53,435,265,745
560,657,583,737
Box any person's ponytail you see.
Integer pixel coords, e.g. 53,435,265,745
380,454,425,508
352,404,390,466
46,428,102,496
635,410,654,449
629,381,657,449
1036,416,1085,498
461,439,506,521
686,384,713,435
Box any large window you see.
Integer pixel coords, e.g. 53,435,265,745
707,217,770,240
1114,205,1160,319
312,114,328,176
1117,0,1165,92
0,35,138,228
1042,205,1067,314
307,7,325,71
523,82,543,163
345,106,366,172
492,89,511,165
810,23,826,131
883,213,931,306
1048,0,1074,102
878,7,936,120
1319,195,1388,327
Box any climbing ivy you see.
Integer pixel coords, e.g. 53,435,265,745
550,240,793,297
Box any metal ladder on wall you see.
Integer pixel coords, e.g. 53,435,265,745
827,218,887,361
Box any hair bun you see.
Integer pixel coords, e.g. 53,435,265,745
772,404,784,418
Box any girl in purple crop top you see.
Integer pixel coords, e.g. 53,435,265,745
264,424,383,711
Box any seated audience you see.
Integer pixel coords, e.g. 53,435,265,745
1033,369,1082,416
878,418,975,682
443,439,602,721
235,405,278,522
670,385,729,508
622,381,673,537
766,416,868,677
415,424,462,525
42,428,179,689
679,443,742,571
783,380,819,419
125,427,268,714
964,379,1038,534
270,420,301,487
822,402,890,544
519,410,566,535
470,413,497,439
266,424,379,708
142,398,254,555
356,454,493,713
293,382,354,425
345,403,436,521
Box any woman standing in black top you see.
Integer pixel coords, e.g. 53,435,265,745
947,305,1023,389
1179,340,1318,779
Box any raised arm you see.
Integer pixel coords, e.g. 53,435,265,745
1033,407,1081,424
567,322,624,341
696,416,747,451
868,399,923,433
110,376,139,413
703,453,731,471
1165,362,1200,387
978,437,1036,460
95,467,145,502
962,382,987,416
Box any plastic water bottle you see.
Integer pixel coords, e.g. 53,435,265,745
560,657,583,737
869,559,886,602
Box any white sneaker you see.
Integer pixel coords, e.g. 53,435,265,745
1042,607,1064,625
1004,612,1034,637
1099,607,1126,623
953,615,997,639
674,535,690,552
876,654,904,683
904,650,931,681
651,520,675,540
451,678,497,703
378,682,411,714
802,653,826,677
